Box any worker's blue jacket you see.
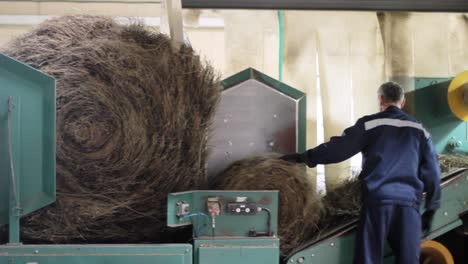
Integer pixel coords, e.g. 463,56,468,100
302,105,441,210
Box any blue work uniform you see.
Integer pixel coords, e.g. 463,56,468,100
300,105,441,264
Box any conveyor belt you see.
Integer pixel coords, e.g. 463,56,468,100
286,168,468,263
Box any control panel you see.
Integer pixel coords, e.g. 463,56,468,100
227,202,258,215
167,190,278,238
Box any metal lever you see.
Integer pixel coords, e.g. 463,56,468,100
207,197,221,238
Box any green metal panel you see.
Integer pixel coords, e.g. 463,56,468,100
286,169,468,264
167,191,194,228
411,77,468,154
297,94,307,153
422,169,468,241
208,68,306,178
168,191,278,237
195,238,279,264
221,68,306,152
222,68,307,152
0,244,192,264
0,53,56,242
222,68,305,101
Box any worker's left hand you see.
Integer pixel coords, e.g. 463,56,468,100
421,210,435,232
279,153,303,163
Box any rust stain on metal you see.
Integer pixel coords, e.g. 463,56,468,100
259,196,272,205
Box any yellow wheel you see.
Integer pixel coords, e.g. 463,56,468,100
420,240,454,264
447,71,468,121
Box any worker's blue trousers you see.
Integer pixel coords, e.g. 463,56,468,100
352,203,421,264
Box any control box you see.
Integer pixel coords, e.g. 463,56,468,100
227,202,258,215
167,190,278,237
176,201,190,217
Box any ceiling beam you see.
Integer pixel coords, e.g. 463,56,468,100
181,0,468,12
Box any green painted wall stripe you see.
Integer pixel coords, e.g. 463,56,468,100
277,10,284,82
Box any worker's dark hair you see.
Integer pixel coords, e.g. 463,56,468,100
378,81,405,103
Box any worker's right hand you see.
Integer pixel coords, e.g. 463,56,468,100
279,153,304,164
421,210,435,233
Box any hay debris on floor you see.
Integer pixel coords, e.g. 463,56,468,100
438,154,468,173
210,155,323,255
1,15,220,243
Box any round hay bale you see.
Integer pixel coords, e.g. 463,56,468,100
210,155,322,255
2,15,220,243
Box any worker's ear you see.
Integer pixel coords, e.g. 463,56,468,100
378,95,384,105
400,98,406,109
378,95,385,111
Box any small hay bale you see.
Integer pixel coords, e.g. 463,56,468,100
438,154,468,173
319,179,361,230
210,155,322,255
2,15,220,243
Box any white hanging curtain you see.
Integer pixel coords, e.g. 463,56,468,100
305,12,384,190
282,11,319,190
380,12,468,88
282,11,385,191
222,10,279,77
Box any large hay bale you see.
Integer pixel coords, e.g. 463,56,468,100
210,155,322,255
2,15,220,243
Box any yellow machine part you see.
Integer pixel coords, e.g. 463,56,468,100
420,240,454,264
448,71,468,121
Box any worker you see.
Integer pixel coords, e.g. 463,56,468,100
280,82,441,264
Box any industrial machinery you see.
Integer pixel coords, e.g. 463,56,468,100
0,53,467,264
0,56,286,264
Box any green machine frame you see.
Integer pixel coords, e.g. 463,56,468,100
167,190,280,264
0,53,56,244
0,245,192,264
407,77,467,154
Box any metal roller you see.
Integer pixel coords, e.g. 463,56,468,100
447,71,468,121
